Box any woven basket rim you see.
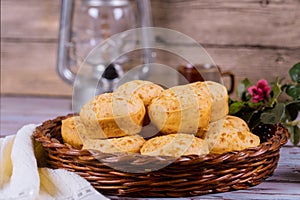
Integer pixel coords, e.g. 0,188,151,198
33,114,289,164
32,114,290,197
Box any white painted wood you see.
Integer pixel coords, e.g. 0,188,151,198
192,181,300,199
0,96,72,136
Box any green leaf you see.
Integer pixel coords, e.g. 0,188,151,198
285,84,300,100
286,125,294,137
286,125,295,145
289,62,300,83
268,77,282,107
246,110,262,129
229,102,245,115
261,103,285,124
237,78,251,99
285,101,300,121
290,126,300,146
248,101,264,109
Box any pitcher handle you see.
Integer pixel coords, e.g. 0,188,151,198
57,0,76,85
221,71,235,94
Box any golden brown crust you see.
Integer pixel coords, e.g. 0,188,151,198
80,93,145,139
207,127,260,154
116,80,164,106
61,116,85,149
197,115,250,138
203,81,228,122
204,116,260,154
83,135,146,153
140,133,209,157
148,82,212,135
74,80,259,156
223,115,250,132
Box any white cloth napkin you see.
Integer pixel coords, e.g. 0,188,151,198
0,124,108,200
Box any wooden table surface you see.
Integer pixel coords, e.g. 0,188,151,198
1,95,299,199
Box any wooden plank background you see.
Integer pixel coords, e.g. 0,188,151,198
1,0,300,97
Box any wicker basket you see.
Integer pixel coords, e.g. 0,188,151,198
33,114,289,197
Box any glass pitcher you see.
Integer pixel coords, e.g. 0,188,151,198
57,0,147,111
57,0,154,111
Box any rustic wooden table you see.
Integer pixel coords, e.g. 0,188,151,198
1,96,299,199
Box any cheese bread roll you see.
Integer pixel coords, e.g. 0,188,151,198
223,115,250,132
197,115,250,138
83,135,145,153
204,117,259,154
61,116,85,149
116,80,164,107
148,82,212,134
203,81,228,122
141,133,209,157
80,93,145,139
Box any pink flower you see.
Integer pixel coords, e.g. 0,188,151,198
248,79,271,103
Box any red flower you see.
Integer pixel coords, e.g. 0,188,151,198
248,79,271,103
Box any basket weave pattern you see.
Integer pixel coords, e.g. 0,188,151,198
33,114,289,197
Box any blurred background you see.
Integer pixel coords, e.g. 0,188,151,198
1,0,300,135
2,0,300,97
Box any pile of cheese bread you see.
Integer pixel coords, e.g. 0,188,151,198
61,80,260,157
